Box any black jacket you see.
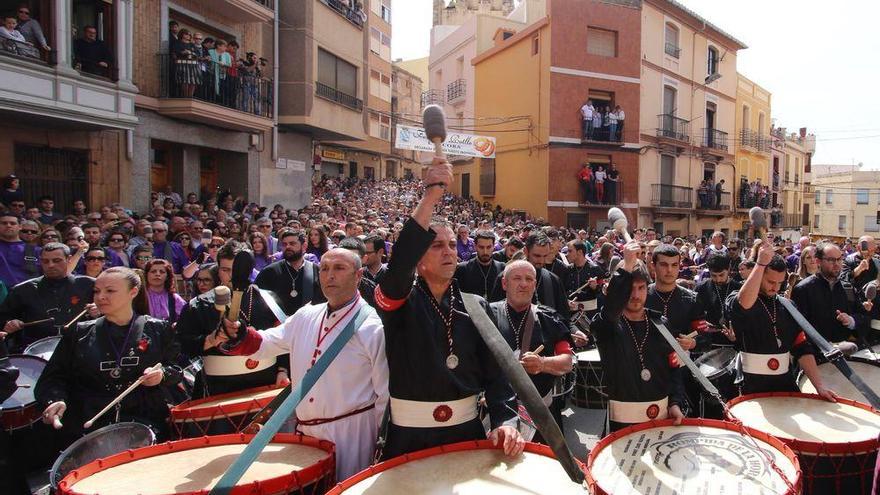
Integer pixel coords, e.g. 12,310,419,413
254,259,324,316
791,274,865,344
455,258,504,300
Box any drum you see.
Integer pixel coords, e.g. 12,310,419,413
572,348,606,409
586,418,801,495
551,354,577,398
852,345,880,362
327,440,583,494
50,422,156,489
727,392,880,495
23,335,61,361
170,384,284,438
1,355,46,431
688,347,738,419
57,433,336,495
798,358,880,403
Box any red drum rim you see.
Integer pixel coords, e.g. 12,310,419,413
585,417,802,495
726,391,880,455
58,433,335,495
170,384,283,422
326,439,578,494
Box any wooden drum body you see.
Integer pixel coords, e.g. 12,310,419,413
58,433,336,495
327,440,584,494
728,392,880,495
169,384,284,438
586,418,801,495
572,348,606,409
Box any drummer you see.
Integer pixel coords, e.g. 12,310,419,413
646,244,703,352
0,242,96,353
489,260,573,442
726,238,838,400
590,241,687,432
695,253,741,345
563,239,604,327
35,267,183,447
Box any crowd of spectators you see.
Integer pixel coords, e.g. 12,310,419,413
579,100,626,142
738,177,773,209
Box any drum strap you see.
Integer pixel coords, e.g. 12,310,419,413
777,296,880,409
460,293,584,484
209,307,369,495
255,288,288,324
302,261,314,304
648,316,722,402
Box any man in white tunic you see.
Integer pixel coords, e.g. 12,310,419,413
220,248,388,480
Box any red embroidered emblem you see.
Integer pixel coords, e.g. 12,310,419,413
137,338,149,352
70,296,80,306
646,404,660,420
767,358,780,371
245,359,260,370
432,405,453,423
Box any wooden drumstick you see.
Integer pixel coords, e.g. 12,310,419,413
22,318,54,327
684,331,698,339
83,364,161,429
63,309,89,330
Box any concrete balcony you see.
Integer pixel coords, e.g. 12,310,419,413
695,191,732,216
215,0,275,23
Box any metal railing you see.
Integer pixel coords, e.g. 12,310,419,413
447,78,466,103
159,53,273,118
665,42,681,58
702,128,728,152
420,88,445,108
738,186,772,209
320,0,365,27
0,38,48,62
783,213,804,229
316,81,362,111
657,114,690,142
696,190,731,211
579,179,624,206
651,184,693,209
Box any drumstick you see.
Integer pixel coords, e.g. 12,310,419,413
63,309,89,330
22,318,54,327
684,331,698,339
522,345,544,356
83,364,161,429
16,383,31,388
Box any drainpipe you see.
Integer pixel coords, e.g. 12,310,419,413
272,4,280,162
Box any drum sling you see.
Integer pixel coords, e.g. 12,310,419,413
460,293,584,484
209,308,367,495
255,288,288,324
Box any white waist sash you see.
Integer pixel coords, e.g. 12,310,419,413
390,395,478,428
871,319,880,331
203,355,274,376
608,397,668,424
572,299,598,312
741,351,790,376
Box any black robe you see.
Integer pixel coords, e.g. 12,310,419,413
454,258,504,300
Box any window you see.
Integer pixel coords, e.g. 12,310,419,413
480,158,496,196
815,191,820,204
72,0,117,79
317,48,357,97
370,27,381,54
381,0,391,23
814,215,820,229
858,189,870,205
825,189,833,204
742,106,750,131
588,89,614,109
532,36,539,56
867,215,880,233
707,46,719,75
587,27,617,57
758,113,765,133
839,215,847,231
664,23,680,58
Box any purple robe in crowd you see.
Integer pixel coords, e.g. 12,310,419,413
0,241,41,287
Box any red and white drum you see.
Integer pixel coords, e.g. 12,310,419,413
728,392,880,495
586,418,801,495
170,385,284,438
57,433,336,495
1,355,47,431
327,440,583,494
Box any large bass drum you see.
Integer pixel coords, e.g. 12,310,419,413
50,422,156,489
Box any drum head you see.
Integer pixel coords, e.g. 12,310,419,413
695,347,737,378
587,419,800,495
23,336,61,361
329,441,583,494
2,355,46,410
798,360,880,403
51,422,156,489
728,393,880,454
577,348,601,363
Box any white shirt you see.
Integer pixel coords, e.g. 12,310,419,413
247,296,388,480
594,170,607,184
580,104,594,120
617,109,625,121
0,27,26,43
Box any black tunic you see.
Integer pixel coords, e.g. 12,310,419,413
842,252,879,293
726,292,815,394
253,259,324,316
375,219,516,458
454,258,504,300
0,275,94,353
791,274,864,344
646,284,704,336
590,268,686,430
695,278,742,347
34,315,182,446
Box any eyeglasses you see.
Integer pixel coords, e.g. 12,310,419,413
20,229,38,235
210,243,223,248
109,238,124,243
136,256,153,262
86,256,106,262
179,236,191,240
196,277,213,284
42,234,59,239
821,257,843,264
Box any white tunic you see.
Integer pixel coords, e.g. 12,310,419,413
247,296,388,480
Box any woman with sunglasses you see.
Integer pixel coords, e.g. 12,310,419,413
39,228,61,247
135,259,187,324
82,246,108,278
175,231,195,261
131,245,153,271
106,230,130,267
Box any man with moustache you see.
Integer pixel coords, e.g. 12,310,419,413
455,230,505,300
254,228,324,316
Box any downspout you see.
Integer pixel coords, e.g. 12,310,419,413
688,20,706,236
272,5,280,162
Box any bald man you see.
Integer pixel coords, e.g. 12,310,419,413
221,248,388,480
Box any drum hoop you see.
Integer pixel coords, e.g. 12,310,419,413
2,355,47,413
726,392,880,455
584,417,802,495
170,384,284,421
325,440,576,495
846,355,880,367
50,422,156,489
57,433,336,495
24,335,61,353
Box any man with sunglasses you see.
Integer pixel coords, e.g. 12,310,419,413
16,5,49,52
0,213,41,287
6,200,25,218
19,220,39,246
255,217,278,254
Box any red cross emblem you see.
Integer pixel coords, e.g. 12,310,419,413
767,358,780,371
245,359,260,370
646,404,661,420
433,405,453,423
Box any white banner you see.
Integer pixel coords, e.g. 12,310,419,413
395,125,496,158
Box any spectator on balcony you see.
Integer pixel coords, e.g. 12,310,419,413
715,179,725,209
698,180,709,208
197,36,213,99
240,51,261,115
606,163,619,204
225,40,241,108
608,108,619,142
169,20,179,40
601,106,612,141
208,39,232,103
1,14,38,58
594,165,606,204
171,29,201,98
1,174,23,209
577,163,594,204
591,106,602,142
15,5,49,52
614,105,625,142
580,100,594,140
73,25,111,76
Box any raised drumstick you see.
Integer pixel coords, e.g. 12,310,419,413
63,309,89,330
83,364,161,429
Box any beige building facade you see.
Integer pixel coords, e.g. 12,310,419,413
773,127,815,238
811,171,880,239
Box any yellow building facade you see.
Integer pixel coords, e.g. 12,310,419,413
733,74,772,234
810,171,880,238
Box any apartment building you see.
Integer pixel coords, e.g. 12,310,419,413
390,63,424,179
433,0,514,27
811,171,880,239
733,73,773,236
774,126,815,238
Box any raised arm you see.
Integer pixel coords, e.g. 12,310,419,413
736,237,774,310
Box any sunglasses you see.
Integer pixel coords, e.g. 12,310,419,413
210,243,223,248
109,238,124,243
21,229,38,235
136,256,153,262
179,236,191,240
86,256,106,262
42,234,59,239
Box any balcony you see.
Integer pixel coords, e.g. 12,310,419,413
446,79,466,105
651,184,693,209
702,128,728,153
578,180,624,207
420,89,445,108
656,114,690,143
319,0,366,28
665,42,681,59
315,81,363,111
214,0,275,23
157,54,273,132
782,213,805,230
696,190,731,215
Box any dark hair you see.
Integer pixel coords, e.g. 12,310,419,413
37,195,54,202
363,234,385,254
143,259,175,292
569,240,588,255
741,259,756,269
217,239,248,262
101,266,142,290
629,264,651,285
82,222,100,232
0,212,20,221
338,236,367,258
277,228,305,243
132,245,152,257
706,253,730,273
41,242,70,256
198,263,220,287
766,255,787,273
651,244,680,264
247,231,271,258
507,237,524,249
814,241,837,260
308,226,329,253
474,230,495,243
525,232,550,250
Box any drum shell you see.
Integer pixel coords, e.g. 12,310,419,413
1,355,47,431
57,433,336,495
727,392,880,495
23,335,61,361
686,347,738,419
572,349,605,409
169,384,283,438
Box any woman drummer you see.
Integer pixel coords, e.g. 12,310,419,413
34,267,182,448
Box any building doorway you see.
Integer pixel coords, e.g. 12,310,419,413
461,173,470,198
15,144,88,212
349,161,358,178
